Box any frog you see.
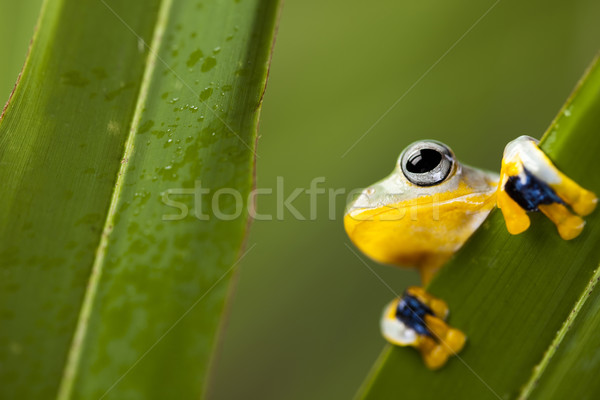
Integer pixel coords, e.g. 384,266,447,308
344,136,597,369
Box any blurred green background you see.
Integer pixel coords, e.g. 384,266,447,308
2,0,600,399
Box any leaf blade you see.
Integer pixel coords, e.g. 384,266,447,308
0,1,162,397
0,0,281,398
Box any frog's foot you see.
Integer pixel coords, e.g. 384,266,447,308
380,287,466,370
497,136,597,239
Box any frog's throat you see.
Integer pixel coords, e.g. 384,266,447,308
344,190,497,272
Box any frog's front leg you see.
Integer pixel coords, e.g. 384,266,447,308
381,287,466,370
498,136,597,239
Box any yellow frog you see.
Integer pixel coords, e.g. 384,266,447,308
344,136,597,369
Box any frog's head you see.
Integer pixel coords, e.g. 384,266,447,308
344,140,498,272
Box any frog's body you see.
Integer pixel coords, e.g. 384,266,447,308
345,136,597,369
344,141,498,282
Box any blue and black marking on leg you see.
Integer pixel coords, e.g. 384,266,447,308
396,291,434,337
505,167,564,212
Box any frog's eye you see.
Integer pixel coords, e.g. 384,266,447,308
400,141,454,186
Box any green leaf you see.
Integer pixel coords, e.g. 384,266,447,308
0,0,280,398
357,55,600,399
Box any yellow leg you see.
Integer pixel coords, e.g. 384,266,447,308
497,161,531,235
497,186,531,235
424,314,466,355
419,266,437,286
418,253,453,285
499,138,596,238
417,336,449,370
415,315,466,370
539,203,585,240
549,170,598,217
513,137,597,217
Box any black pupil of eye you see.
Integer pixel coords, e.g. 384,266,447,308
406,149,442,173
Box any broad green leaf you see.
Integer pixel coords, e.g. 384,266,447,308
0,0,280,398
357,56,600,399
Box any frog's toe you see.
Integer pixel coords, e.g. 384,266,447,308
497,188,531,235
574,189,598,216
548,172,598,217
424,314,466,354
444,327,467,353
538,203,585,240
429,298,449,320
420,340,450,370
418,328,465,370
